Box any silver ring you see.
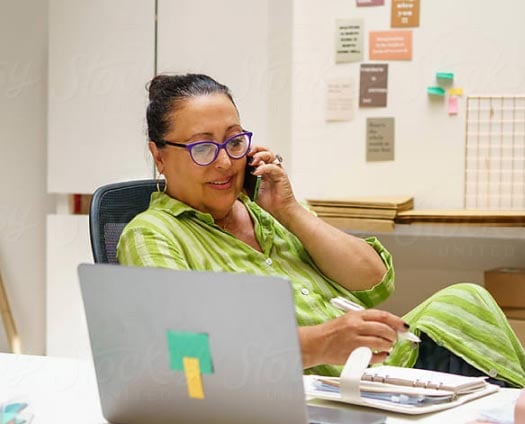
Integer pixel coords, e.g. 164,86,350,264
272,154,283,165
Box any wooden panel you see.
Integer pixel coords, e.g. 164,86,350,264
484,268,525,308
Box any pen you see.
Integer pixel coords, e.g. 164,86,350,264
330,297,421,343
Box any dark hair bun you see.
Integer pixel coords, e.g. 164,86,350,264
147,75,171,102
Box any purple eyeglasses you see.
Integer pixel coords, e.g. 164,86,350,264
160,131,253,166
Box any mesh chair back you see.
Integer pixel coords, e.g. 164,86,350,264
89,179,164,263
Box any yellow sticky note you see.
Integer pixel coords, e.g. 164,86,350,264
449,87,464,96
183,357,205,399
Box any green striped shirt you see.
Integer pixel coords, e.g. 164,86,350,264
118,192,525,386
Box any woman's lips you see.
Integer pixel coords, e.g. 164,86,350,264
208,176,233,190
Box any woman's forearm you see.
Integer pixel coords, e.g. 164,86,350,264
275,203,386,291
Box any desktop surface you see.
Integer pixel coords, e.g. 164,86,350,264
0,353,520,424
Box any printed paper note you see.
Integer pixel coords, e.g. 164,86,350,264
366,118,395,162
369,31,412,60
359,64,388,107
391,0,420,27
335,19,364,63
326,78,356,121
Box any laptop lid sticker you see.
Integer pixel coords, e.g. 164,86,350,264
166,330,214,399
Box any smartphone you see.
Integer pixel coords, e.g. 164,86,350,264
243,162,261,201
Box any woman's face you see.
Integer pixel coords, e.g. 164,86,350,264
150,93,247,219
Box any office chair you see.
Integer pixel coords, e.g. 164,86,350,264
89,179,164,264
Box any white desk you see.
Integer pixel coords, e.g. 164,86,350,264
0,353,519,424
0,353,104,423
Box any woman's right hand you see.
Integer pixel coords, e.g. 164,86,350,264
299,309,408,368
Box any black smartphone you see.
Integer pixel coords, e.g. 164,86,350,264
243,162,261,201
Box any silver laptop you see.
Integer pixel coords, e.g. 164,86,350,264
78,263,385,424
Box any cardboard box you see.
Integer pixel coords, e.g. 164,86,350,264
484,268,525,308
509,319,525,347
502,308,525,320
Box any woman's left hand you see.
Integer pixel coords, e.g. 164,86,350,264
246,146,299,220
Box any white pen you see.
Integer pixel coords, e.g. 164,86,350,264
330,297,421,343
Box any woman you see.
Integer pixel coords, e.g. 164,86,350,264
118,73,525,387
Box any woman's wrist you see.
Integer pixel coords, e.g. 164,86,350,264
298,325,324,369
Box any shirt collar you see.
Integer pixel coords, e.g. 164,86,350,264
150,191,254,224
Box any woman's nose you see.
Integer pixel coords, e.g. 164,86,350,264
214,147,233,168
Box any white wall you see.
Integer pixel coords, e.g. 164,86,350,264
290,0,525,208
47,0,155,194
0,0,49,354
157,0,293,161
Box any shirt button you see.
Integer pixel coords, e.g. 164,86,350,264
300,288,309,295
265,258,273,265
488,369,498,378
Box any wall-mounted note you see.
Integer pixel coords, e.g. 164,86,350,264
335,19,364,63
369,30,412,60
448,96,458,115
366,117,395,162
326,78,355,121
449,87,464,96
391,0,420,28
427,86,445,96
357,0,384,6
359,64,388,107
436,72,454,80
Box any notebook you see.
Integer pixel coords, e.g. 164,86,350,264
78,264,386,424
306,347,499,415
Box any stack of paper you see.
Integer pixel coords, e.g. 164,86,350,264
307,196,414,232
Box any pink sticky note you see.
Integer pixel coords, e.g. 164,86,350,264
516,389,525,423
448,96,458,115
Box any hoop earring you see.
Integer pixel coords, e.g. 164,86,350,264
156,173,167,193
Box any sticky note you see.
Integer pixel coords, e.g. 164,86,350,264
167,331,213,400
183,357,205,399
427,86,445,96
448,96,458,115
166,330,213,374
449,87,464,96
436,72,454,80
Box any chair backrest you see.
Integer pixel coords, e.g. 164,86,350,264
89,179,164,264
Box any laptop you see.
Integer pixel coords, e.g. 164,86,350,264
78,263,385,424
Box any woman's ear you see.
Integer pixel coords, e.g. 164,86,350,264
148,141,165,174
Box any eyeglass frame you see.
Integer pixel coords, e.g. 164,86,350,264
157,131,253,166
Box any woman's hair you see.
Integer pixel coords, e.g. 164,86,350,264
146,73,236,145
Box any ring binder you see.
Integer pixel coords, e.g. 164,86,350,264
305,347,500,415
